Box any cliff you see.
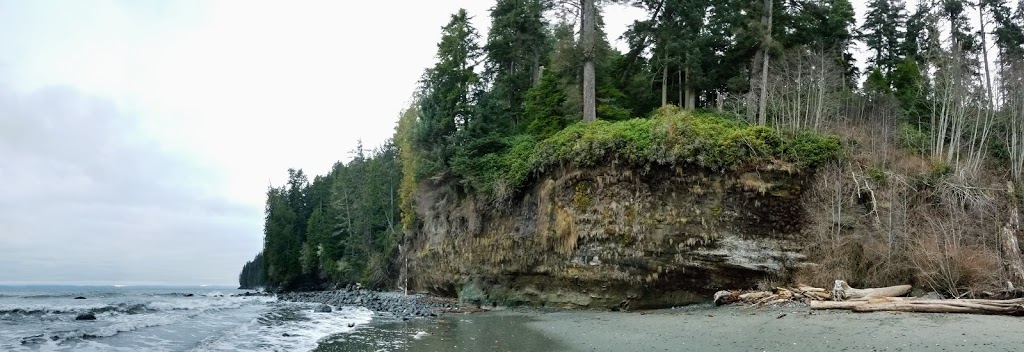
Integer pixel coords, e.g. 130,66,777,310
398,109,845,309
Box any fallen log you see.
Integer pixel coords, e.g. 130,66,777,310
832,280,911,301
714,285,833,307
850,298,1024,315
810,297,908,310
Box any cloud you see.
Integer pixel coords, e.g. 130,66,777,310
0,84,262,285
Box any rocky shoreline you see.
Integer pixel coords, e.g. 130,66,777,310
277,289,459,320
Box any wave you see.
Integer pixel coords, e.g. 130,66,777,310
19,314,178,346
191,303,373,352
0,296,275,317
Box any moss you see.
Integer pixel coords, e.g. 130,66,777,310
573,182,592,209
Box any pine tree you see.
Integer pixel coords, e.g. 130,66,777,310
263,187,300,287
417,9,482,174
861,0,907,78
480,0,550,133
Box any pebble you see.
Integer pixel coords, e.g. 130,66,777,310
278,288,453,320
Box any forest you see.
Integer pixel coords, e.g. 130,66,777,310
241,0,1024,296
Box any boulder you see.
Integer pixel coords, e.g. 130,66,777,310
313,304,332,313
73,296,86,300
75,313,97,321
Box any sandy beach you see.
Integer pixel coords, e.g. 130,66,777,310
318,303,1024,351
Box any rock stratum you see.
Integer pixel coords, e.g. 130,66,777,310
405,164,810,309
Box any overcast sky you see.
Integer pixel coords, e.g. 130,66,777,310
0,1,876,286
0,0,648,286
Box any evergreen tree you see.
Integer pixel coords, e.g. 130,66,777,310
479,0,550,133
417,9,483,174
238,252,266,289
902,1,934,63
861,0,907,78
262,187,300,286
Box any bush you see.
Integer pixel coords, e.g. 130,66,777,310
451,109,843,203
783,131,843,168
899,123,930,154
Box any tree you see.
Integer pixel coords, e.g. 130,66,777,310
263,187,300,287
417,9,483,174
238,252,266,289
861,0,907,82
480,0,550,133
582,0,598,122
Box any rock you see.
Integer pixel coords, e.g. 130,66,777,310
313,304,332,313
75,313,97,321
73,296,86,300
183,293,194,297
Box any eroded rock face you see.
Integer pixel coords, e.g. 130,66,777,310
406,165,808,309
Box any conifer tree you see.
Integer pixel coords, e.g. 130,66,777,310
480,0,550,133
861,0,907,79
417,9,482,173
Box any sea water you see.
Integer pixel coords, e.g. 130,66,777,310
0,286,372,351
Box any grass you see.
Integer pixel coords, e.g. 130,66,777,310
453,107,843,203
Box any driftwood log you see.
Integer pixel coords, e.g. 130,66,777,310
832,280,911,301
813,297,1024,315
713,285,831,306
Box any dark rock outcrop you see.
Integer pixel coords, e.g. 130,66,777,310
73,297,86,300
405,165,810,309
74,313,97,321
280,290,454,320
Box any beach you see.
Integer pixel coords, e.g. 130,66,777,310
318,303,1024,351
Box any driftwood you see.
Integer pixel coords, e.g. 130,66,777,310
839,298,1024,315
1001,182,1024,287
714,285,831,306
832,280,911,301
810,297,909,309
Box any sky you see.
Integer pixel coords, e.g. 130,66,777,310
0,0,652,286
0,0,880,286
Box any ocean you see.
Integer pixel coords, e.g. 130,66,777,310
0,286,372,351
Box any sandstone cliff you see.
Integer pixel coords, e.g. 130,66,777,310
405,164,811,309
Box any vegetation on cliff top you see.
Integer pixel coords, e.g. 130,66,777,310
449,107,841,203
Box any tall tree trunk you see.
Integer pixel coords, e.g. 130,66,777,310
679,67,683,107
757,0,773,125
685,68,696,110
581,0,597,123
748,49,763,122
662,64,668,106
532,53,542,87
979,3,994,107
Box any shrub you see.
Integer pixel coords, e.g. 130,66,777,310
452,109,843,203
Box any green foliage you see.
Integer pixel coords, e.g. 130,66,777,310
480,0,549,133
248,141,402,291
263,187,300,286
861,0,906,77
867,167,888,185
899,123,930,154
416,9,483,175
238,252,266,289
864,67,891,94
446,107,841,203
928,161,953,179
524,73,570,138
782,131,844,168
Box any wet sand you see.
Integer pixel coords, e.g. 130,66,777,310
318,303,1024,351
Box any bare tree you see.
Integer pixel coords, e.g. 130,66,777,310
756,0,773,126
764,48,845,132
